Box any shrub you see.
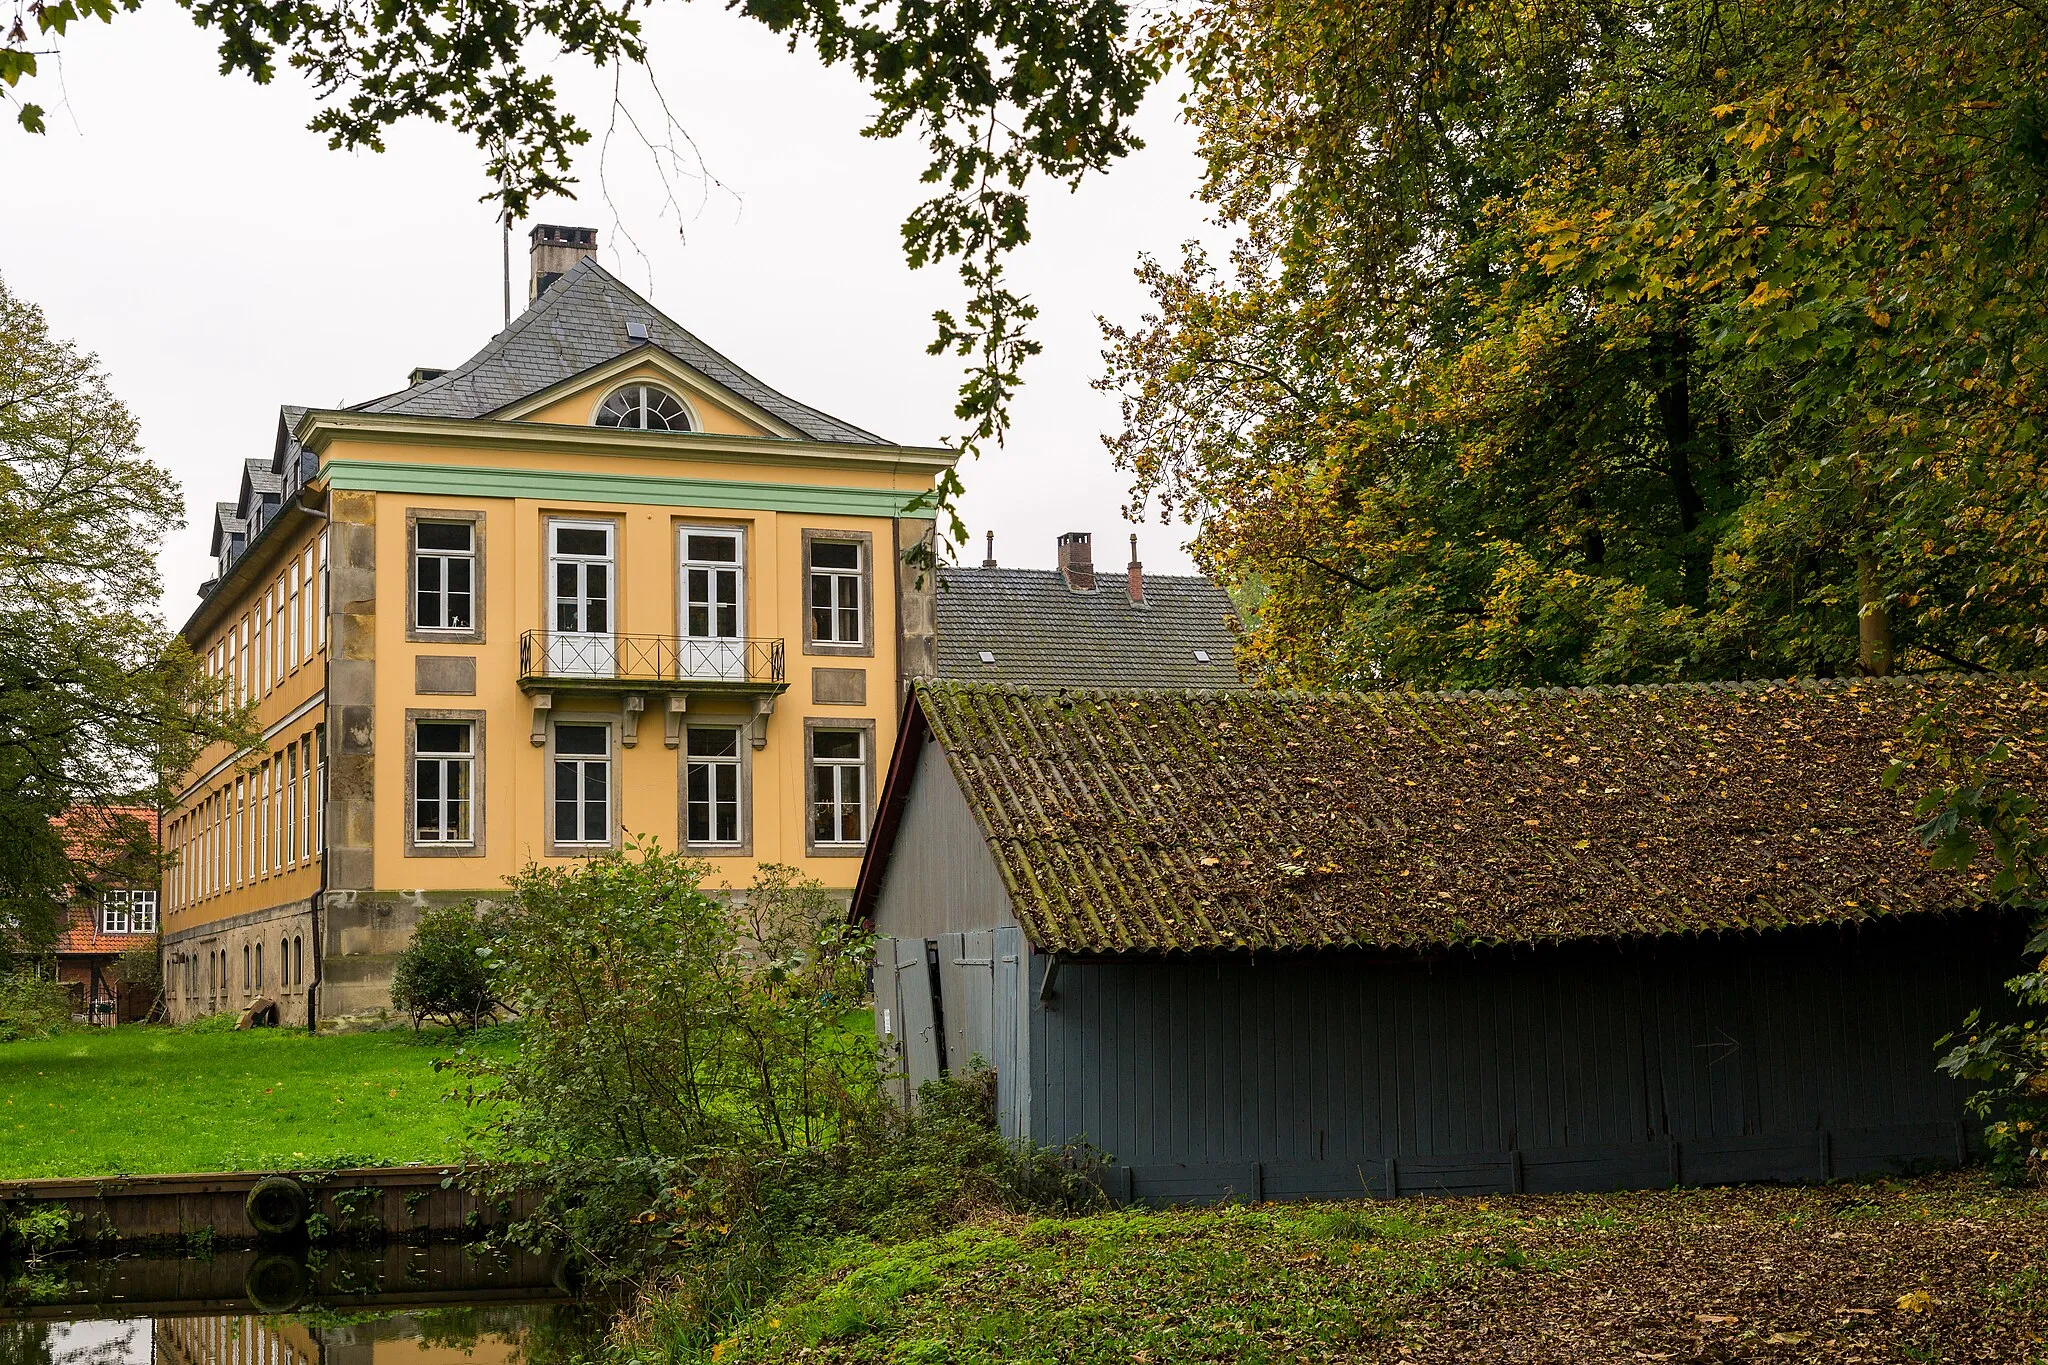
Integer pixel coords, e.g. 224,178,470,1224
0,972,71,1042
111,938,161,997
391,902,504,1030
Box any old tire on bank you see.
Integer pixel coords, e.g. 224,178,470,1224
245,1176,311,1237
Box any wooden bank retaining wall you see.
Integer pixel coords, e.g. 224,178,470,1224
0,1165,531,1250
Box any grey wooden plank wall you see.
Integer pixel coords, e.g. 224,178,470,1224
1026,913,2023,1205
874,927,1033,1139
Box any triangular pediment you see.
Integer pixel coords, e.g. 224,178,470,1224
490,347,800,439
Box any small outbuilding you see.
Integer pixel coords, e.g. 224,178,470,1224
853,676,2042,1203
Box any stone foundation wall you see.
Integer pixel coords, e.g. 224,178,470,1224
316,888,500,1025
162,899,318,1027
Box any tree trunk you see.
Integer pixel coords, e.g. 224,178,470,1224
1858,553,1894,676
1655,337,1709,606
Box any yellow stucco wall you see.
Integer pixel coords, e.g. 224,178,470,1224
164,515,329,940
368,486,907,890
160,363,948,1011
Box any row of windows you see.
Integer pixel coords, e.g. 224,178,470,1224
181,936,306,1009
101,889,158,935
409,517,870,651
205,534,326,711
406,719,869,852
168,726,325,912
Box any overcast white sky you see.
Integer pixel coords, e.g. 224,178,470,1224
2,6,1219,626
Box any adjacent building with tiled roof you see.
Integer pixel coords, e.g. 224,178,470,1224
855,674,2035,1203
935,531,1245,689
49,806,161,1023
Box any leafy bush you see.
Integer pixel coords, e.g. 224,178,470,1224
460,843,874,1166
454,843,1105,1347
391,902,504,1030
0,972,70,1042
1888,713,2048,1185
111,937,161,998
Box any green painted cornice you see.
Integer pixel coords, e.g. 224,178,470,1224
294,409,957,479
320,458,936,518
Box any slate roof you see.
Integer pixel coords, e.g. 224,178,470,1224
935,566,1246,689
356,258,889,445
208,502,245,557
868,675,2048,955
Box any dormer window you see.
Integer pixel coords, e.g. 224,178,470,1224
596,383,693,432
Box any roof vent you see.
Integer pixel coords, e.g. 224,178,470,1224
626,320,650,342
529,224,598,302
408,367,447,386
982,529,997,569
979,651,996,664
1194,650,1211,663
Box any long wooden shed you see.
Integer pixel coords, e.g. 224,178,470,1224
852,676,2042,1204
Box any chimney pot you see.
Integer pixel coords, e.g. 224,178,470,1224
1127,533,1145,606
1057,531,1095,593
529,224,599,302
982,530,997,569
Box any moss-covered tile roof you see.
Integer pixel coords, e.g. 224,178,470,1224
910,675,2048,954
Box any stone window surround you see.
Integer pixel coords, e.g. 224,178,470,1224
404,707,487,858
679,714,755,856
405,508,486,644
801,527,875,659
546,710,623,857
803,715,877,858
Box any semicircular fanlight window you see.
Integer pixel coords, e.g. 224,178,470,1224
596,384,693,432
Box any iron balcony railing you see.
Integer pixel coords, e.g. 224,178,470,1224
519,631,785,687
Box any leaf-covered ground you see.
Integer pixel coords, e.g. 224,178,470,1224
686,1172,2048,1363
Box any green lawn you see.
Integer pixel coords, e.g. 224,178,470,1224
0,1023,513,1178
687,1173,2048,1364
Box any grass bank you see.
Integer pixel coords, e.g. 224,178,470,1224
660,1172,2048,1364
0,1022,511,1178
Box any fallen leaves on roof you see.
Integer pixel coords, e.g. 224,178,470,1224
917,674,2048,953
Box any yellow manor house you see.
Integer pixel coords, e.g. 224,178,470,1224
160,227,956,1025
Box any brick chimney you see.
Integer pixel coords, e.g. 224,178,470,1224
530,225,598,301
1057,531,1095,592
1126,533,1146,606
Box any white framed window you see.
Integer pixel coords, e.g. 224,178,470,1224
595,383,693,431
552,723,612,847
685,727,743,846
101,889,157,935
809,540,863,645
810,728,866,847
285,744,299,866
415,520,476,631
413,720,476,845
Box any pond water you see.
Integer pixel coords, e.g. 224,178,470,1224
0,1244,609,1365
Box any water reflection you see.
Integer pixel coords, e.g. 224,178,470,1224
0,1245,604,1365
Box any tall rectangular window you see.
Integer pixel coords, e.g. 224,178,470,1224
236,776,247,885
810,729,866,847
285,744,299,866
685,727,743,846
413,720,476,845
312,726,326,853
552,724,611,846
415,521,475,630
259,761,271,876
317,532,328,647
255,597,267,696
808,540,863,644
287,569,300,670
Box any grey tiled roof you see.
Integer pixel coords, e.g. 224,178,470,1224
934,566,1246,689
356,258,889,445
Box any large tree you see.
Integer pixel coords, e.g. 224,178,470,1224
0,274,239,956
3,0,1155,542
1103,0,2048,687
